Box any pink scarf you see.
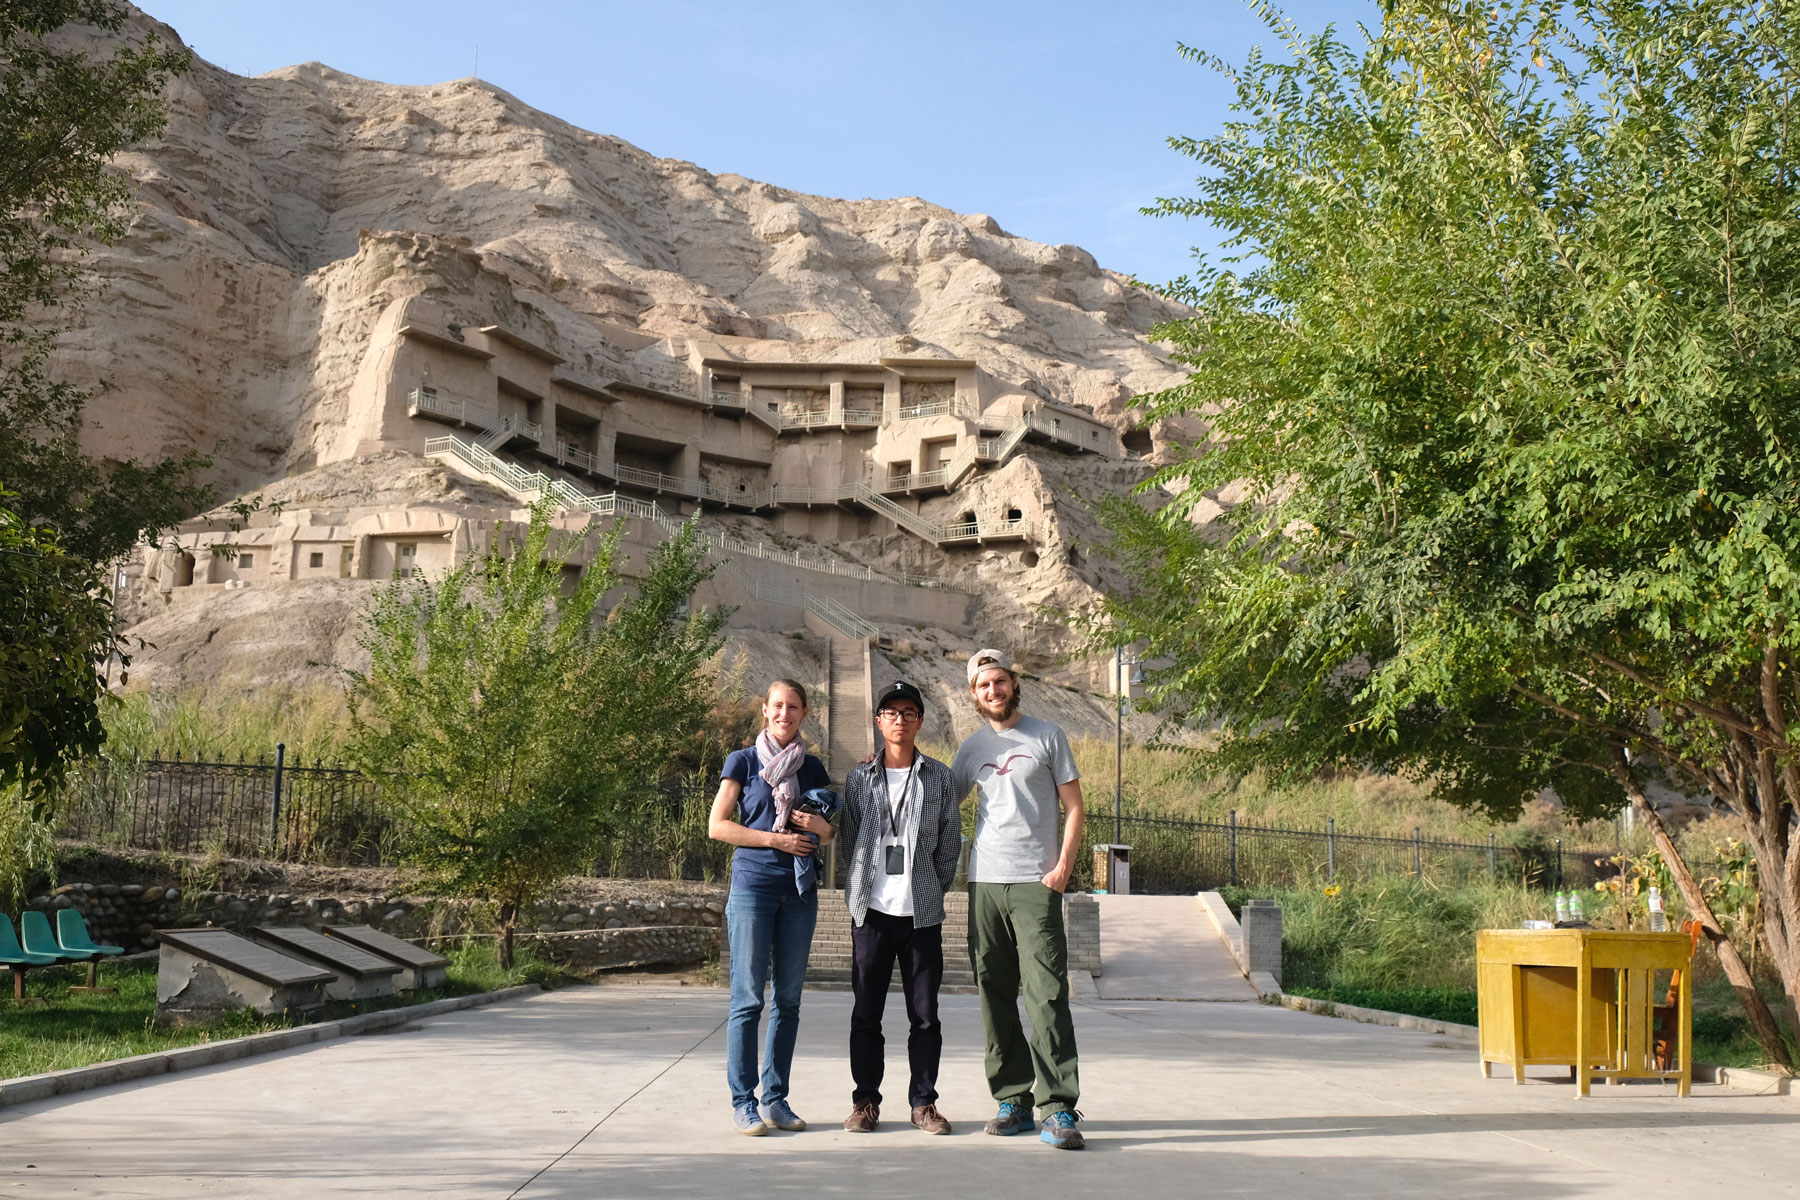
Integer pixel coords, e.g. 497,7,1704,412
756,728,806,831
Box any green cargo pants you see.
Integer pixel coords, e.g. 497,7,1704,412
967,881,1080,1116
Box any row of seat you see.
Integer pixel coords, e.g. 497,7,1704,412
1,910,125,1001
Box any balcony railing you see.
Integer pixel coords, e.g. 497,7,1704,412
709,390,745,409
408,387,468,424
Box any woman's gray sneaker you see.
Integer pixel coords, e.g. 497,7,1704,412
983,1099,1035,1136
760,1099,807,1131
734,1103,769,1136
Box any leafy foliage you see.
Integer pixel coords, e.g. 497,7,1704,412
0,0,207,562
344,507,726,965
1097,0,1800,1065
0,497,118,900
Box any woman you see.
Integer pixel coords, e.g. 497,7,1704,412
710,678,836,1136
838,679,960,1136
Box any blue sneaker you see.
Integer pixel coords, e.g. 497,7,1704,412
1039,1109,1085,1150
983,1099,1035,1136
759,1099,806,1131
733,1102,769,1136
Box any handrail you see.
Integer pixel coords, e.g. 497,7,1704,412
708,390,745,408
408,387,467,424
425,435,901,582
890,397,973,422
806,594,877,642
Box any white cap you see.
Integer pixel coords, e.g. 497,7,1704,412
966,648,1016,686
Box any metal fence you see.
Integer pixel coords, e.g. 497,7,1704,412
55,748,393,865
1076,811,1616,896
55,752,1613,893
52,749,730,881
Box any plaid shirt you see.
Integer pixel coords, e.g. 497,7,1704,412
840,752,961,928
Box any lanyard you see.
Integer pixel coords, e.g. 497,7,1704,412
880,754,919,840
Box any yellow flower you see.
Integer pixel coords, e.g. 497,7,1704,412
1324,885,1342,898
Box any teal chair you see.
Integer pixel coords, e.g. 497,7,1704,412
0,914,57,1002
20,910,113,995
57,910,124,993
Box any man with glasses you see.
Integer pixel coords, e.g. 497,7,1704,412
837,680,962,1135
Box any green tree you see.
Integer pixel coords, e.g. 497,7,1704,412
0,496,118,901
1,0,207,562
345,507,726,967
1099,0,1800,1069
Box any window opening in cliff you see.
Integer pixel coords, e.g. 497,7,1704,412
1021,549,1040,568
958,510,976,526
309,552,324,569
1006,506,1023,522
174,552,194,587
396,543,418,579
1122,427,1153,456
237,552,253,570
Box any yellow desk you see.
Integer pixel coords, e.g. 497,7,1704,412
1476,929,1692,1097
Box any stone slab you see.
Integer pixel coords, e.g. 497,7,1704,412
321,924,450,971
155,929,335,989
253,927,404,979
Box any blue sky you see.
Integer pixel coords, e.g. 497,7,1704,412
139,1,1381,287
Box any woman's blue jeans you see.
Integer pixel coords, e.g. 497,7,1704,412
725,885,818,1109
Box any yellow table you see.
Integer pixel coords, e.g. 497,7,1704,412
1476,929,1692,1097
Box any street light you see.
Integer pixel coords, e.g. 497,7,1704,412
1113,645,1146,847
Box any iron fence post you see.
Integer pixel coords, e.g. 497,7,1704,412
1413,825,1422,878
1228,809,1238,886
1326,817,1336,883
1488,832,1497,879
1555,837,1563,890
269,742,286,853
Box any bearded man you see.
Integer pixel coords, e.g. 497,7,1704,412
951,649,1086,1151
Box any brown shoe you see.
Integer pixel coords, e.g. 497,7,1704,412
911,1104,952,1135
843,1101,879,1132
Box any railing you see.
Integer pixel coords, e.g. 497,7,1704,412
407,387,469,424
708,389,745,409
56,751,392,865
805,594,877,642
891,397,973,422
425,434,987,578
872,467,950,494
475,414,544,452
552,442,598,474
1072,811,1616,896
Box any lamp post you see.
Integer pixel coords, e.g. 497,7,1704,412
1113,645,1144,847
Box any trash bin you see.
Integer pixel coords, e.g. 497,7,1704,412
1092,844,1132,894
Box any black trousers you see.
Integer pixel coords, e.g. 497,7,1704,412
849,907,944,1109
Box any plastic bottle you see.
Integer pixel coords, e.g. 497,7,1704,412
1648,885,1668,932
1569,891,1584,923
1555,891,1570,923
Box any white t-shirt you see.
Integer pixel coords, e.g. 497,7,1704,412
869,764,917,917
952,715,1080,884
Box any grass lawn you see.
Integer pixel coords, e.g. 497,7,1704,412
1,942,562,1081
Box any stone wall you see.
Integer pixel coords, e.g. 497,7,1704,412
519,925,718,971
24,881,726,964
1065,892,1101,977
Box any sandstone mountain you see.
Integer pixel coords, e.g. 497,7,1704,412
56,7,1194,744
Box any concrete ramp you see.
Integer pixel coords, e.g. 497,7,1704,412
1094,895,1258,1001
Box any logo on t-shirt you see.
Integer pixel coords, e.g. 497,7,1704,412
977,753,1033,778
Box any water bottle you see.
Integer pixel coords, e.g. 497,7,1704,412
1648,885,1668,932
1569,891,1584,923
1555,891,1570,923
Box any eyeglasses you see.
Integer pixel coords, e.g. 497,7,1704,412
877,709,923,723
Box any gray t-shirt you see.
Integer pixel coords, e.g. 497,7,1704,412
952,715,1080,884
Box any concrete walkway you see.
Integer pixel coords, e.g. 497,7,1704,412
1095,894,1259,1001
5,985,1799,1198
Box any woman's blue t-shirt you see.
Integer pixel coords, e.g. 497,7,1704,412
722,745,831,895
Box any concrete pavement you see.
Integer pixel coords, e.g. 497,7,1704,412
1095,894,1259,1001
5,984,1799,1198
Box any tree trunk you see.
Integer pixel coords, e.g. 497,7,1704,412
1620,772,1795,1073
498,900,517,971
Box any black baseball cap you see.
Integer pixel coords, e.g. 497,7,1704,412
875,680,926,713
